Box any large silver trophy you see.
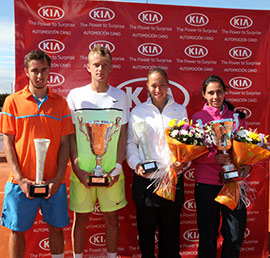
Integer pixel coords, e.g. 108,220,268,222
210,114,241,182
78,117,121,186
133,121,157,174
30,138,50,197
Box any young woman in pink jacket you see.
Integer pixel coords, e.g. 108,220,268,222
192,75,248,258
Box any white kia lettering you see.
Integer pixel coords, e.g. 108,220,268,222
229,77,252,90
230,15,253,29
39,238,50,251
138,43,162,56
117,78,190,108
89,40,115,53
183,229,199,242
184,168,195,181
89,7,115,21
184,199,196,212
184,45,208,58
47,73,65,87
38,6,65,20
138,11,163,24
38,39,65,54
229,47,252,60
185,13,209,27
89,233,106,246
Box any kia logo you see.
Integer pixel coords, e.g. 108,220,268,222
245,197,251,208
234,107,252,119
229,77,252,90
38,39,65,54
229,46,252,60
38,6,65,20
39,237,50,251
184,168,195,181
47,72,65,87
184,198,196,212
89,232,106,246
91,203,102,216
89,40,115,53
244,228,250,238
183,229,199,242
184,45,208,58
138,10,163,24
185,13,209,27
138,43,162,56
89,7,115,21
117,77,190,108
230,15,253,29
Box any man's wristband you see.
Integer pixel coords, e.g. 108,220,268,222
111,163,122,176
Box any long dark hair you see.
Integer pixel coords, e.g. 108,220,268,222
202,75,246,119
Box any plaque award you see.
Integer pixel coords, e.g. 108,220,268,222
30,138,50,197
78,117,121,186
133,121,158,174
211,116,241,182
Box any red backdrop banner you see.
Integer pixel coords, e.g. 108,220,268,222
14,1,270,257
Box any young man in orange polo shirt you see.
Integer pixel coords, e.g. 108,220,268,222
0,50,74,258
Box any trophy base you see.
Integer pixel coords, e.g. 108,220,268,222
87,176,110,186
30,184,49,198
221,170,241,182
142,161,158,174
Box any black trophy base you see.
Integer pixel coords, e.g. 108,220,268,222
87,176,110,186
142,161,158,174
30,184,49,198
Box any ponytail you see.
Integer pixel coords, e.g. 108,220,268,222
224,100,246,119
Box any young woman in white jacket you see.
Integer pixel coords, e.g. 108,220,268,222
126,68,188,258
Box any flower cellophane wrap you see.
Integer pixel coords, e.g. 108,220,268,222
215,139,270,210
155,128,209,201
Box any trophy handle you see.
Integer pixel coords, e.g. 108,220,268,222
108,117,121,141
196,119,203,128
77,116,90,141
233,113,239,133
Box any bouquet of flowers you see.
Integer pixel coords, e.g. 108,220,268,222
165,118,212,163
155,118,211,201
215,127,270,210
233,128,270,166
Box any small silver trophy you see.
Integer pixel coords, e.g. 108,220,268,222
30,138,50,197
78,117,121,186
133,121,158,174
210,114,240,182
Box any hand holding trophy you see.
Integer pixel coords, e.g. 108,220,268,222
78,116,121,186
30,138,50,197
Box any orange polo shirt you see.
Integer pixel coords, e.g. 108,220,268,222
0,86,74,181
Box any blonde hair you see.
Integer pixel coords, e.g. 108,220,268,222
88,45,112,62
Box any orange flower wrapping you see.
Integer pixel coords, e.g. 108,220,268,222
155,129,209,201
232,140,270,166
164,128,209,163
215,182,240,210
215,140,270,210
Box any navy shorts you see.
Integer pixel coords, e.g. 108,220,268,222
1,182,70,231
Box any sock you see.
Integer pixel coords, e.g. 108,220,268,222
73,253,83,258
51,254,64,258
107,252,117,258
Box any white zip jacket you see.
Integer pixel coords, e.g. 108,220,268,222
127,95,188,179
